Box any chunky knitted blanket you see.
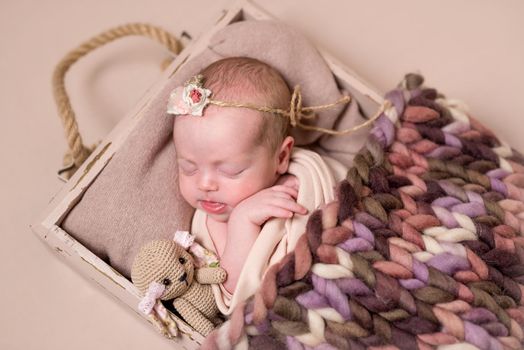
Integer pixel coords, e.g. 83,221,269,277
202,75,524,350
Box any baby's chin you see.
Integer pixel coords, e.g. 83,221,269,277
206,212,230,223
204,210,231,223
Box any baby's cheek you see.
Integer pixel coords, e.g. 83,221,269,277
178,178,196,207
230,180,266,204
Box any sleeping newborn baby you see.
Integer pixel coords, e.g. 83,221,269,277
169,57,348,314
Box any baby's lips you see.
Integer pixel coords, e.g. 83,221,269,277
200,200,227,215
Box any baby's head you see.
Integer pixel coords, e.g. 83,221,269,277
200,57,292,152
173,57,294,222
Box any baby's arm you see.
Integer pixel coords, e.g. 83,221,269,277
219,183,307,293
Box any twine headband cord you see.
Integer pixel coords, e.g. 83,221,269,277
53,23,182,180
167,75,390,136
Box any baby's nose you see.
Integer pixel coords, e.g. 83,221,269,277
198,174,218,191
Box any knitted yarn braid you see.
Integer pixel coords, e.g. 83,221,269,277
202,74,524,350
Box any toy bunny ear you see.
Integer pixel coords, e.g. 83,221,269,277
137,281,179,338
173,230,195,250
138,281,166,315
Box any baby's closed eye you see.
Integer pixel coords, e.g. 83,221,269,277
177,159,197,175
218,166,246,177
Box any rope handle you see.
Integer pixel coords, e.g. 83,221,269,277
52,23,182,180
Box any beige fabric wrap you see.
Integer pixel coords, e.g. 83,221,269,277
191,148,348,315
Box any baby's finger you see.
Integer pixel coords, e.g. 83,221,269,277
271,185,299,199
268,191,299,201
269,197,308,215
265,205,296,219
277,175,299,190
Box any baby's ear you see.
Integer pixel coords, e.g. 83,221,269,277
277,136,295,174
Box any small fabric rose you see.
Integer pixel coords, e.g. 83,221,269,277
167,83,211,117
189,89,202,104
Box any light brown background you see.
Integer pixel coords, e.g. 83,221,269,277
2,0,523,349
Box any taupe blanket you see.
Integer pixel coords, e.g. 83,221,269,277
63,20,371,278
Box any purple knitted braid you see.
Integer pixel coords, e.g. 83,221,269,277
202,74,524,350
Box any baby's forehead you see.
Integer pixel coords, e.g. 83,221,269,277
175,105,262,126
173,107,266,145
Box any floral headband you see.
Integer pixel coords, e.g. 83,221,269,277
167,75,391,136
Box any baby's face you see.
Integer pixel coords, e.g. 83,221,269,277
173,107,281,222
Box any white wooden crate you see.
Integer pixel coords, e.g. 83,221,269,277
31,0,383,347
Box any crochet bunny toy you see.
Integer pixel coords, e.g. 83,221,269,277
131,234,226,337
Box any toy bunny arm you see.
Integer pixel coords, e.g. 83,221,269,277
195,267,227,284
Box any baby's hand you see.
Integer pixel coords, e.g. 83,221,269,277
231,184,308,227
275,174,300,191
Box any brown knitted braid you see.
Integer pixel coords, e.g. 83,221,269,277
52,23,182,179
